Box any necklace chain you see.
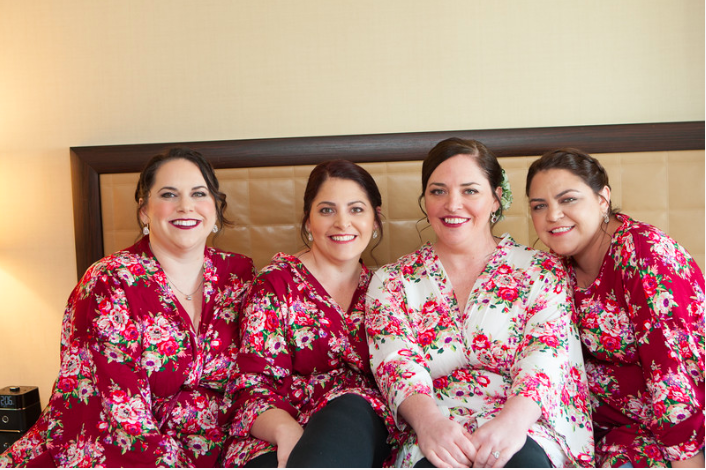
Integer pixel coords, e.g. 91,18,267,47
164,270,203,301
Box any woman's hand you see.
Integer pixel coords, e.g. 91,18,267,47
399,394,476,467
417,414,477,467
469,396,541,468
250,408,304,468
272,423,304,468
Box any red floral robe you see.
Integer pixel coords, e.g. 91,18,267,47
570,214,705,467
221,253,394,467
0,237,255,467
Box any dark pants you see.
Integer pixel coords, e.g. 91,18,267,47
244,394,391,468
413,435,552,468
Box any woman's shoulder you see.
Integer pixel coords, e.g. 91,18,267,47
612,213,699,272
248,252,302,286
73,239,159,298
374,243,432,275
614,213,664,238
83,238,155,278
206,246,256,273
495,234,565,273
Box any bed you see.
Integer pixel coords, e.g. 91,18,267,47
70,121,705,278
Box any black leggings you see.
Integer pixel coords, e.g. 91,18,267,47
413,435,552,468
244,394,391,468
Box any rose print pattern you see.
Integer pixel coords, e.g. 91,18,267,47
221,253,396,467
570,214,705,467
0,236,255,467
366,235,594,467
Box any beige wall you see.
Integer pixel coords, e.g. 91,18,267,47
0,0,703,406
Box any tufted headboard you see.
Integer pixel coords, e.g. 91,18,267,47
71,122,704,279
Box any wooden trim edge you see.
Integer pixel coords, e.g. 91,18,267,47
70,121,705,278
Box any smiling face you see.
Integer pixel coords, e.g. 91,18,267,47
424,154,500,251
528,168,610,258
305,177,377,266
139,158,217,256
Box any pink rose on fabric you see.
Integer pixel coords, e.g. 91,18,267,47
158,339,179,356
472,334,491,350
58,377,77,393
111,389,129,404
128,263,146,277
98,298,112,314
433,377,449,390
124,422,142,436
476,375,491,387
642,275,658,297
194,395,209,410
265,311,279,331
644,444,662,459
497,264,513,275
418,330,436,346
601,335,620,351
123,323,139,341
498,287,518,302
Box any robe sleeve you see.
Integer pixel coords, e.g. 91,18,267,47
228,274,300,437
365,268,434,429
510,263,580,409
508,259,593,465
53,264,194,466
621,231,705,460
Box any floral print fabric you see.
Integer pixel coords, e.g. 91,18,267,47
366,235,594,467
570,214,705,467
0,236,255,467
221,253,394,467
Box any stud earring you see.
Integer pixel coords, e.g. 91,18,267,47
212,225,219,233
142,224,150,236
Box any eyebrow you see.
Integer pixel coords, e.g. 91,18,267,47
529,188,579,203
157,185,208,192
317,200,368,206
428,182,479,187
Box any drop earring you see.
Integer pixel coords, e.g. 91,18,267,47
372,230,378,239
212,225,219,233
490,212,498,224
142,224,150,236
604,212,610,224
307,232,313,242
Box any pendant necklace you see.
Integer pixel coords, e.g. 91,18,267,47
165,270,203,301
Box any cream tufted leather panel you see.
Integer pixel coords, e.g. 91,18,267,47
101,150,704,271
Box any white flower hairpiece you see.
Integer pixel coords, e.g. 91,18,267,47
493,169,513,222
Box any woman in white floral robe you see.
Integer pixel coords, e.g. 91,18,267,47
365,138,594,468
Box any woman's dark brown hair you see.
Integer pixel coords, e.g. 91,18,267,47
300,160,383,249
419,138,504,223
525,148,615,215
135,147,232,234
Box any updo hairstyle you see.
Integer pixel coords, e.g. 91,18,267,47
525,148,615,215
300,160,383,249
418,138,504,223
135,147,232,234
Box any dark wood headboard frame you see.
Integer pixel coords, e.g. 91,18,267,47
70,121,704,279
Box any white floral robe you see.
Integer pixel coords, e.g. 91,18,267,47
365,235,594,467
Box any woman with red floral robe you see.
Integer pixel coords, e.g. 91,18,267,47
527,148,704,468
222,161,393,468
0,149,255,467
